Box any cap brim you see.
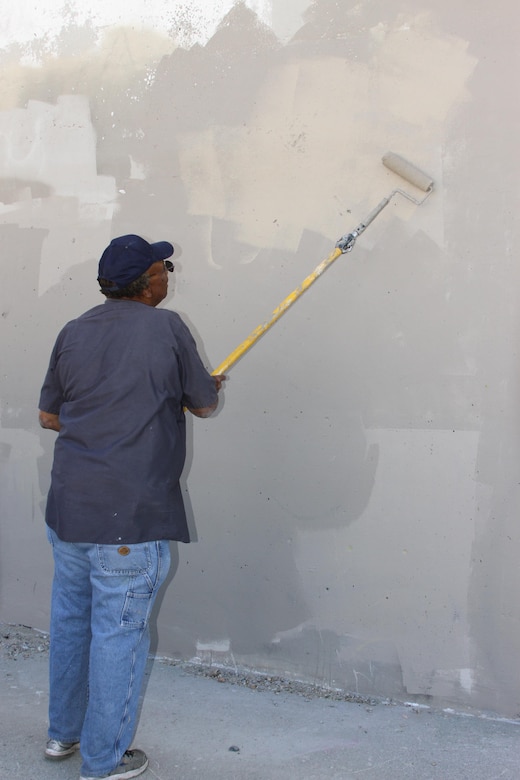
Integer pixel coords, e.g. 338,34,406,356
151,241,174,260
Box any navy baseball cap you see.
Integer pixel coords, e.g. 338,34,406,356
98,234,174,291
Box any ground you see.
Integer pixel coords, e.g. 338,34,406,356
0,621,377,704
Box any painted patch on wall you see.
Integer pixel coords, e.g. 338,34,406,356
177,12,476,253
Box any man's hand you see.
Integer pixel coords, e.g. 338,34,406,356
188,375,226,418
213,374,226,392
39,411,61,432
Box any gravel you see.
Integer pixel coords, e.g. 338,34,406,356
0,622,50,660
176,661,379,705
0,622,378,706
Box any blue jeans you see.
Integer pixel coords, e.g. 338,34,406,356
47,528,171,777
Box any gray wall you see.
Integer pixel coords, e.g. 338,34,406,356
1,0,519,716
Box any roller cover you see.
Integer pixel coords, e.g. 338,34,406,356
382,152,433,192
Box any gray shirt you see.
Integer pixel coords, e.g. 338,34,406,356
39,299,217,544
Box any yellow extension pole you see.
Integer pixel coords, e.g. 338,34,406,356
210,152,435,377
212,245,343,376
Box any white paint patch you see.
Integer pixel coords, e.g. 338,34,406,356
178,13,476,253
129,156,147,180
459,667,475,693
192,638,237,671
375,13,476,126
2,0,274,53
0,95,117,294
196,639,231,652
271,621,314,644
0,95,115,205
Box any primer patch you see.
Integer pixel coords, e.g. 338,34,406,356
0,96,116,294
178,12,476,253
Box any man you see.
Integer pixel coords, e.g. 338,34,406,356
38,234,224,780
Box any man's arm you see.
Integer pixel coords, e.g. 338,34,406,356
39,411,61,432
186,374,226,418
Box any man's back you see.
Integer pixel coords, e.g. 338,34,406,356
39,299,217,544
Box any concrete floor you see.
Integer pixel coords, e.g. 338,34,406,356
1,650,519,780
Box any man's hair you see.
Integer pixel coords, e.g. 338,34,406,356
99,271,150,299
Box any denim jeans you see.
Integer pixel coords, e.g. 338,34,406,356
47,528,171,778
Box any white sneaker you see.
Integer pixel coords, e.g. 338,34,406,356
79,749,149,780
44,738,80,760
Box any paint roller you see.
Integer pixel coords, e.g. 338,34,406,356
212,152,434,377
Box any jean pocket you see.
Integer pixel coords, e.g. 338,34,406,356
121,589,154,628
97,543,153,576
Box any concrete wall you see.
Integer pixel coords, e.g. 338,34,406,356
1,0,519,716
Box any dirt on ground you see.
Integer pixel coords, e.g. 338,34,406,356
0,622,50,660
0,622,377,706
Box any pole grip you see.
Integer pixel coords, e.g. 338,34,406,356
358,197,390,232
